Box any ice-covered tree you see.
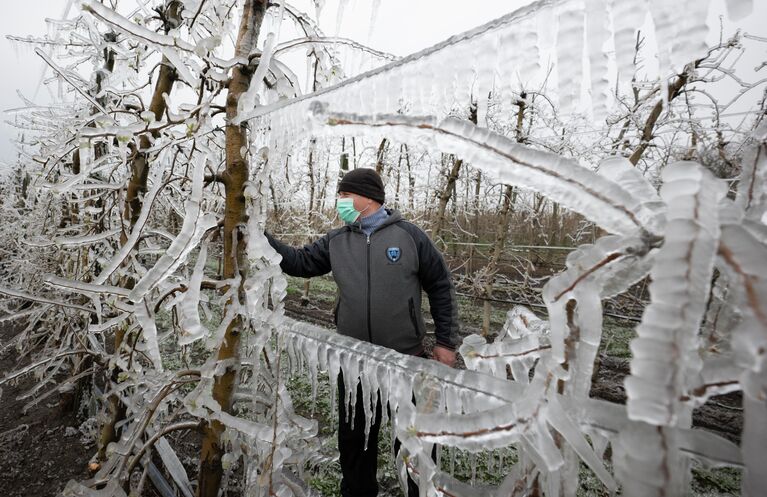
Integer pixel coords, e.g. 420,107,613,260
0,0,765,496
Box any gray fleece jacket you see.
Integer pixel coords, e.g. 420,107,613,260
266,209,459,355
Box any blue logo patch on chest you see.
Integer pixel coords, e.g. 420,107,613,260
386,247,401,263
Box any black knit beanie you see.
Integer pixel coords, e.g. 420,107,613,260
337,168,385,204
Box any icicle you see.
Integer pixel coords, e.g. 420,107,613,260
155,437,194,497
473,31,500,128
54,228,121,247
335,0,348,36
670,0,710,72
609,0,645,89
0,288,90,316
241,0,718,139
238,32,276,117
649,0,679,80
367,0,380,44
44,275,130,298
314,0,325,22
546,396,617,491
555,3,585,114
586,0,611,121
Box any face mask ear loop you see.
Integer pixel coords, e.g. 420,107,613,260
358,201,372,217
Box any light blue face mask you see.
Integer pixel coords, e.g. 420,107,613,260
336,198,360,223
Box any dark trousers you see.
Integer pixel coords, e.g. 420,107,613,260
338,374,432,497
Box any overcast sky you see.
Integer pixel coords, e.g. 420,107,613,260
0,0,764,169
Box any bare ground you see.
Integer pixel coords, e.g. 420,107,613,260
0,323,92,497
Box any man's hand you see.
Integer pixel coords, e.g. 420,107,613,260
432,345,456,367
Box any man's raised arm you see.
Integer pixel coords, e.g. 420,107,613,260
265,232,333,278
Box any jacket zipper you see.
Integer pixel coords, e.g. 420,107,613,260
366,234,372,342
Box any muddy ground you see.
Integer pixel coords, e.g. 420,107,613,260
0,323,91,497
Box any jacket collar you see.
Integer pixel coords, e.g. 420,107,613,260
348,208,402,233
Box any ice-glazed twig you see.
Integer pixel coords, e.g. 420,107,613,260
128,153,217,301
34,48,114,122
0,286,95,313
81,0,196,52
274,36,397,61
93,167,164,285
45,275,131,297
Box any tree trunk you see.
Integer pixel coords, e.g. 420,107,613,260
467,170,482,275
432,155,463,243
481,184,515,336
374,138,388,174
405,144,415,211
302,141,317,306
480,97,524,336
196,2,268,496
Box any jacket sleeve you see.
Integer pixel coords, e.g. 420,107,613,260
265,232,332,278
400,223,460,350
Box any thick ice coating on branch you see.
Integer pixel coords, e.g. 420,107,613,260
278,315,739,496
12,1,761,495
128,154,216,301
240,0,728,138
176,240,210,346
735,122,767,221
307,108,659,236
626,162,727,426
93,167,164,285
717,222,767,496
542,235,654,400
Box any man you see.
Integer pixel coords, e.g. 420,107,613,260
266,167,459,497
